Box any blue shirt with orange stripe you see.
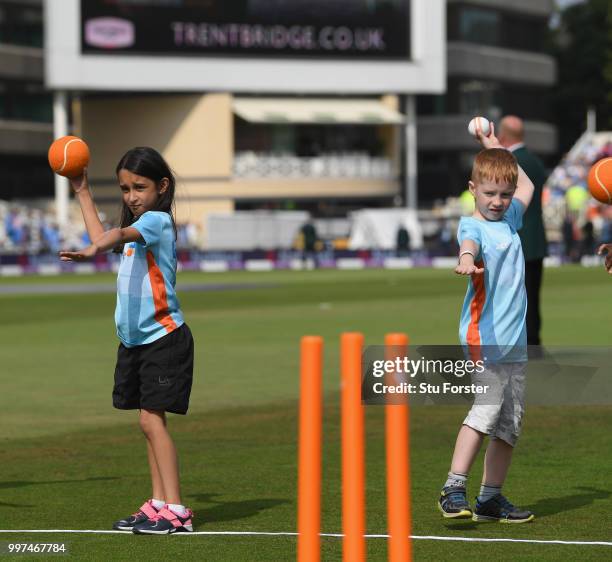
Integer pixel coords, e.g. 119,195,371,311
457,199,527,360
115,211,184,347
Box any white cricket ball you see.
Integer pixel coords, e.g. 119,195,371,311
468,116,491,137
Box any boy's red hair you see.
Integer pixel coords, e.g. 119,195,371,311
471,148,518,186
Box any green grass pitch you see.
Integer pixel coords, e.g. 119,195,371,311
0,266,610,561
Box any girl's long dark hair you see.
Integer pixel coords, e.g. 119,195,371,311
116,147,177,239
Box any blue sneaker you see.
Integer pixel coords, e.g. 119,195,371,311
473,494,534,523
132,505,194,534
112,500,159,532
438,486,472,519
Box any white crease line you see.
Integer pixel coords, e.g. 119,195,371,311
0,530,610,546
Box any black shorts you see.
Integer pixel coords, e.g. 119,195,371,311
113,323,194,415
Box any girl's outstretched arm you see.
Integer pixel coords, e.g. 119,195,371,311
70,171,106,243
59,227,142,261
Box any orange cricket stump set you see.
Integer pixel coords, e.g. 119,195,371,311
297,333,413,562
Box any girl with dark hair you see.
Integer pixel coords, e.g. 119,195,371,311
59,147,194,535
114,146,177,238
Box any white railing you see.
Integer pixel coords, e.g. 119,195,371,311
233,152,395,179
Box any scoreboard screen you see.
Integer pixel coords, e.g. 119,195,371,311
81,0,411,59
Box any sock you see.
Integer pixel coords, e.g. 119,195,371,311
444,471,467,489
151,498,165,510
167,503,187,516
477,484,502,503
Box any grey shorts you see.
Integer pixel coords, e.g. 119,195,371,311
463,362,526,446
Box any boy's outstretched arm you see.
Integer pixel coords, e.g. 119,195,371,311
455,239,484,276
474,122,535,209
59,227,142,261
69,171,106,243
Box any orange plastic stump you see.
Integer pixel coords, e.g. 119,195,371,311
297,336,323,562
341,332,366,562
384,333,413,562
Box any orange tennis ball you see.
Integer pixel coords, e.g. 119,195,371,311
587,157,612,205
48,135,90,178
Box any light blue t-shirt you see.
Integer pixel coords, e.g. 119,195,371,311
115,211,184,347
457,199,527,360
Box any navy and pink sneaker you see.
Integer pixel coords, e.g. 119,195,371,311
113,500,160,532
132,505,194,534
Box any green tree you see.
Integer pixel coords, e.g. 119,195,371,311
547,0,612,153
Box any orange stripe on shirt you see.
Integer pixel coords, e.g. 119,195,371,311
466,259,485,359
146,250,177,334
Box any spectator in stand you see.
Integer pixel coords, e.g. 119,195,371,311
42,219,61,253
601,207,612,245
596,142,612,160
396,225,410,257
300,220,318,269
566,184,589,224
459,189,475,216
562,213,576,261
582,221,595,256
498,116,548,347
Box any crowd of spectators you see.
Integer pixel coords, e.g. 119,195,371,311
1,201,71,254
0,200,199,255
545,138,612,194
543,135,612,258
